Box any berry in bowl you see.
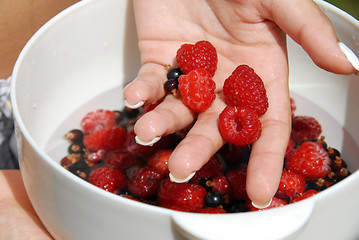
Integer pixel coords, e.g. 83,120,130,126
11,0,359,239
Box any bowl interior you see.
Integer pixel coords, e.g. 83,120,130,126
11,0,359,195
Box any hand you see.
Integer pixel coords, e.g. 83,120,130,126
0,170,53,239
124,0,356,206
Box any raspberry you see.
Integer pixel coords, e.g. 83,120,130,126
178,68,216,112
218,106,262,146
127,167,164,199
285,138,295,159
124,127,171,157
176,40,218,76
88,167,126,193
285,141,331,180
275,170,306,199
211,176,232,195
197,207,227,214
158,178,207,212
226,166,247,200
104,150,141,171
245,197,288,211
147,149,172,175
290,97,296,118
83,127,127,152
219,143,251,166
223,65,268,116
290,189,318,203
81,109,117,135
291,116,322,143
190,155,224,183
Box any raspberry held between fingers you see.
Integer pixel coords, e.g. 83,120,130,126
178,68,216,112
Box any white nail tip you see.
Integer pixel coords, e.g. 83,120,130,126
251,198,273,209
339,42,359,71
124,100,144,109
169,172,196,183
135,135,161,146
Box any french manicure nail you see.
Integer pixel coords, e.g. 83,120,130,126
339,42,359,71
169,172,196,183
251,198,273,209
135,135,161,146
124,100,144,109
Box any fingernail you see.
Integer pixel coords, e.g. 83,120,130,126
339,42,359,71
124,100,144,109
169,172,196,183
135,135,161,146
251,198,273,209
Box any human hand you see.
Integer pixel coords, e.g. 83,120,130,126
0,170,53,239
124,0,357,207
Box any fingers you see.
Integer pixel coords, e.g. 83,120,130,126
123,63,168,108
168,99,227,180
246,76,292,206
134,94,196,143
264,0,357,74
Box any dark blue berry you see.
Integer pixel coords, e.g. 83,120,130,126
307,178,327,191
167,68,183,81
68,143,84,154
164,79,178,92
64,129,84,143
205,192,224,207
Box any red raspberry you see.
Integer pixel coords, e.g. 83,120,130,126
226,167,247,200
290,189,318,203
178,68,216,112
197,207,227,214
104,150,141,171
88,167,126,193
285,141,331,180
218,106,262,146
147,149,172,175
211,176,232,195
291,116,322,143
245,197,288,211
190,155,224,183
124,127,171,157
83,127,127,152
285,138,295,159
290,97,296,118
219,143,251,166
158,178,207,212
81,109,117,135
223,65,268,116
127,167,164,199
176,40,218,76
275,170,306,199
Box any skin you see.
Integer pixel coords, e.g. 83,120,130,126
124,0,357,206
0,0,79,238
0,0,357,238
0,170,53,239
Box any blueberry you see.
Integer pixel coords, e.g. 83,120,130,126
167,68,183,81
164,79,178,92
307,178,327,191
204,192,224,208
64,129,84,143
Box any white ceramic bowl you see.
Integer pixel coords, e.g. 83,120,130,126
11,0,359,239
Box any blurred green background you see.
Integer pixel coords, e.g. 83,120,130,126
326,0,359,20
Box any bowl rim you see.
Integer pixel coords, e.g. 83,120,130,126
9,0,359,215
